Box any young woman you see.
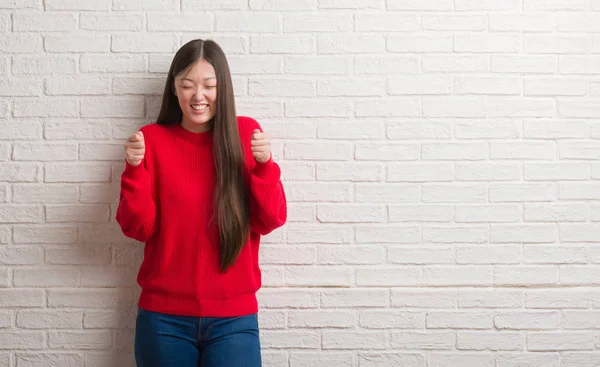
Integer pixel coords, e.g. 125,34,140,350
116,39,287,367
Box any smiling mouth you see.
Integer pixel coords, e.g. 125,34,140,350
191,104,208,112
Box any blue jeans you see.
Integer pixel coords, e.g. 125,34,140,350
134,308,261,367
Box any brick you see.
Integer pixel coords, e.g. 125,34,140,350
0,289,44,307
13,226,77,244
45,163,111,183
252,36,313,54
46,245,111,265
387,120,452,140
494,173,558,195
495,353,559,367
457,332,523,351
0,246,42,265
318,246,385,265
81,96,144,118
423,15,486,31
455,76,520,95
0,331,44,349
495,266,558,286
391,331,455,350
284,266,352,287
12,55,75,74
429,353,494,367
356,13,418,31
48,331,111,350
148,13,211,31
262,330,320,349
0,205,41,223
491,224,557,243
490,14,555,32
424,55,489,73
422,184,487,203
524,77,588,96
48,289,118,308
13,98,78,117
318,34,384,54
252,0,315,9
388,206,453,223
46,76,111,95
13,143,77,161
289,310,356,328
16,310,82,329
318,121,384,140
491,141,556,159
424,97,487,117
455,205,520,223
81,54,145,73
354,183,420,203
216,12,278,33
16,353,84,367
460,289,523,309
357,267,421,286
360,310,424,329
323,331,386,349
113,0,177,10
249,78,315,97
525,35,590,54
424,266,492,286
290,353,354,367
45,120,111,140
357,99,421,117
389,76,452,95
0,77,41,96
356,225,420,244
355,56,418,74
321,289,388,307
286,100,351,117
427,311,492,329
423,226,488,244
455,34,520,53
457,246,521,265
318,0,381,8
258,289,318,308
46,0,108,9
495,311,559,330
285,56,348,75
0,0,39,8
388,163,453,182
0,163,39,183
493,55,557,74
284,14,350,32
561,353,600,367
524,0,588,10
0,34,42,53
13,12,76,31
317,204,385,223
524,119,589,139
359,353,425,367
14,267,81,287
388,246,453,266
528,332,594,351
455,0,520,10
388,35,453,53
112,34,177,53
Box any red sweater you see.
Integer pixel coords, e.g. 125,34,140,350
116,116,287,317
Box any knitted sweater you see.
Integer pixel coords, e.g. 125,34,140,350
116,116,287,317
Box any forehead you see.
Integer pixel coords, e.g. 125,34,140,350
176,59,216,81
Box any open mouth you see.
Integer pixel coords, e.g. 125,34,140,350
191,104,208,113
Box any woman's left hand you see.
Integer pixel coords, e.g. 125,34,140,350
251,129,271,164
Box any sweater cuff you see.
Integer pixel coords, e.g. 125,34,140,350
252,157,280,180
123,160,147,181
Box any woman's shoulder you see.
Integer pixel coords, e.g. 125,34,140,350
236,115,262,135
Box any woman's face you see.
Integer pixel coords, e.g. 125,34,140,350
174,59,217,133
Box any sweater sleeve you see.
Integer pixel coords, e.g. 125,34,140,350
115,160,158,242
242,117,287,235
248,157,287,235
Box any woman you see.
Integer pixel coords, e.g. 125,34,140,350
116,39,287,367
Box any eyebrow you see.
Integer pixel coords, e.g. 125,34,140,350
181,77,216,82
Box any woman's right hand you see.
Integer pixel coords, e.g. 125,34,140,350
125,131,145,166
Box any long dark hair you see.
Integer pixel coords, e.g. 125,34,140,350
156,39,250,272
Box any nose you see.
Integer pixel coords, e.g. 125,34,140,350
194,87,204,101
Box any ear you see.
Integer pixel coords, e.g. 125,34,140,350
172,85,177,96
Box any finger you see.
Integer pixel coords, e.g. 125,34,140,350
127,148,145,155
250,139,270,147
128,141,145,149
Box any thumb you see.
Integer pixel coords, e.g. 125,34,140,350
252,129,260,138
137,131,144,141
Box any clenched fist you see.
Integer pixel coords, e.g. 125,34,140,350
125,131,145,166
250,129,271,164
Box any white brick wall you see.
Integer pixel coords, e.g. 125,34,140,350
2,0,600,365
